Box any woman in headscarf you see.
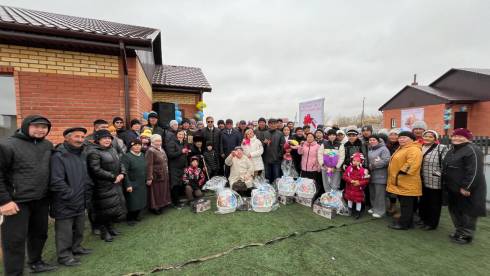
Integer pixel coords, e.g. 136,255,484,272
145,134,172,214
443,128,487,244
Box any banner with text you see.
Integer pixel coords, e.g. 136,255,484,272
299,98,324,129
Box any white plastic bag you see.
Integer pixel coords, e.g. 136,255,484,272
281,160,299,178
251,183,278,212
295,177,316,198
203,176,227,191
252,175,269,188
276,176,297,196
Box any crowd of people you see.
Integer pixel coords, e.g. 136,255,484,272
0,112,487,275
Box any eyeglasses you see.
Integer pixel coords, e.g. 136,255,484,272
207,121,214,123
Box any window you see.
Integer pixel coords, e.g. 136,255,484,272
390,118,396,128
0,75,17,138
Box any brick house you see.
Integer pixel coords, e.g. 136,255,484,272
0,5,211,143
379,68,490,136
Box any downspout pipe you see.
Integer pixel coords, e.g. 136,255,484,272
119,41,130,128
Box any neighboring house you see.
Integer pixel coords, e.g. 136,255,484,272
379,68,490,136
0,5,211,142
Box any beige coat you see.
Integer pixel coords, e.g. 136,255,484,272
225,154,255,188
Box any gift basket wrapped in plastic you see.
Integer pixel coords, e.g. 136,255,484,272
295,177,317,198
215,188,240,214
251,183,279,212
276,176,297,197
252,175,269,188
318,190,349,215
202,176,227,191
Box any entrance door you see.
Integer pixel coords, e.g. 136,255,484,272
454,112,468,129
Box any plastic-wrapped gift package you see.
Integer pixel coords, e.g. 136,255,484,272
313,199,336,219
215,188,239,214
319,190,349,215
251,184,278,212
295,178,316,198
276,176,297,196
237,197,252,211
252,175,269,188
202,176,227,191
191,198,211,213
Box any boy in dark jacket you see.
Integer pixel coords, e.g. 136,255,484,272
0,115,58,274
203,141,220,178
50,127,93,266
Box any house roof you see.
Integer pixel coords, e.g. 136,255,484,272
379,68,490,111
152,65,212,92
0,5,160,47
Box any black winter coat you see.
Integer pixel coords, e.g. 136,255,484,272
49,143,93,219
220,128,242,157
166,138,188,188
0,115,53,205
343,139,369,168
264,129,285,165
442,142,487,217
202,127,221,151
87,144,127,218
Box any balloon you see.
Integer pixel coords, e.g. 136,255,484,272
143,112,149,120
196,101,207,110
176,116,183,124
175,110,182,117
174,103,180,110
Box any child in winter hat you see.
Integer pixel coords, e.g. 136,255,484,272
342,153,370,219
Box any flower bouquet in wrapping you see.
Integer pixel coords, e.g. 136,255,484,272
323,149,339,176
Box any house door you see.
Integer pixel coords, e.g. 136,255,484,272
454,112,468,129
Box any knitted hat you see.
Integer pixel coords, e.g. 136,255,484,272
423,130,439,140
130,119,141,127
389,128,400,135
398,131,416,141
452,128,473,140
351,152,365,163
140,129,153,138
217,119,225,125
412,120,427,130
258,117,266,123
225,119,233,124
94,130,113,141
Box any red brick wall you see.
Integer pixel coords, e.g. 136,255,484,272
127,57,152,121
382,104,445,134
468,101,490,136
14,70,123,144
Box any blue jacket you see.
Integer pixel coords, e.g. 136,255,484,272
220,128,242,157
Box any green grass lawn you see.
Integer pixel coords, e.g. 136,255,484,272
1,200,489,276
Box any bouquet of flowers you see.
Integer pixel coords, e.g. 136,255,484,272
323,150,339,177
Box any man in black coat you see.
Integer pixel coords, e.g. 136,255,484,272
0,115,58,275
443,128,487,244
263,118,285,183
220,119,242,177
202,116,221,152
50,127,93,267
147,111,166,138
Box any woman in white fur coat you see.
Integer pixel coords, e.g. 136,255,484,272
241,128,264,175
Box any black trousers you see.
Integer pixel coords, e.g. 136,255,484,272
1,198,49,276
127,210,141,221
448,193,478,238
55,214,85,262
419,187,443,228
171,185,184,205
397,195,416,228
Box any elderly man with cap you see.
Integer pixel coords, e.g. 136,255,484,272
443,128,487,244
0,115,58,274
220,119,242,177
225,146,255,195
50,127,93,267
386,131,423,230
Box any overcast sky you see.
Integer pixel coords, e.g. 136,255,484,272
5,0,490,123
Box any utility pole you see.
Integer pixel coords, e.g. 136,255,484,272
360,97,366,127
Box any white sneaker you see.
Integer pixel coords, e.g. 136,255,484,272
368,209,374,214
372,213,383,218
